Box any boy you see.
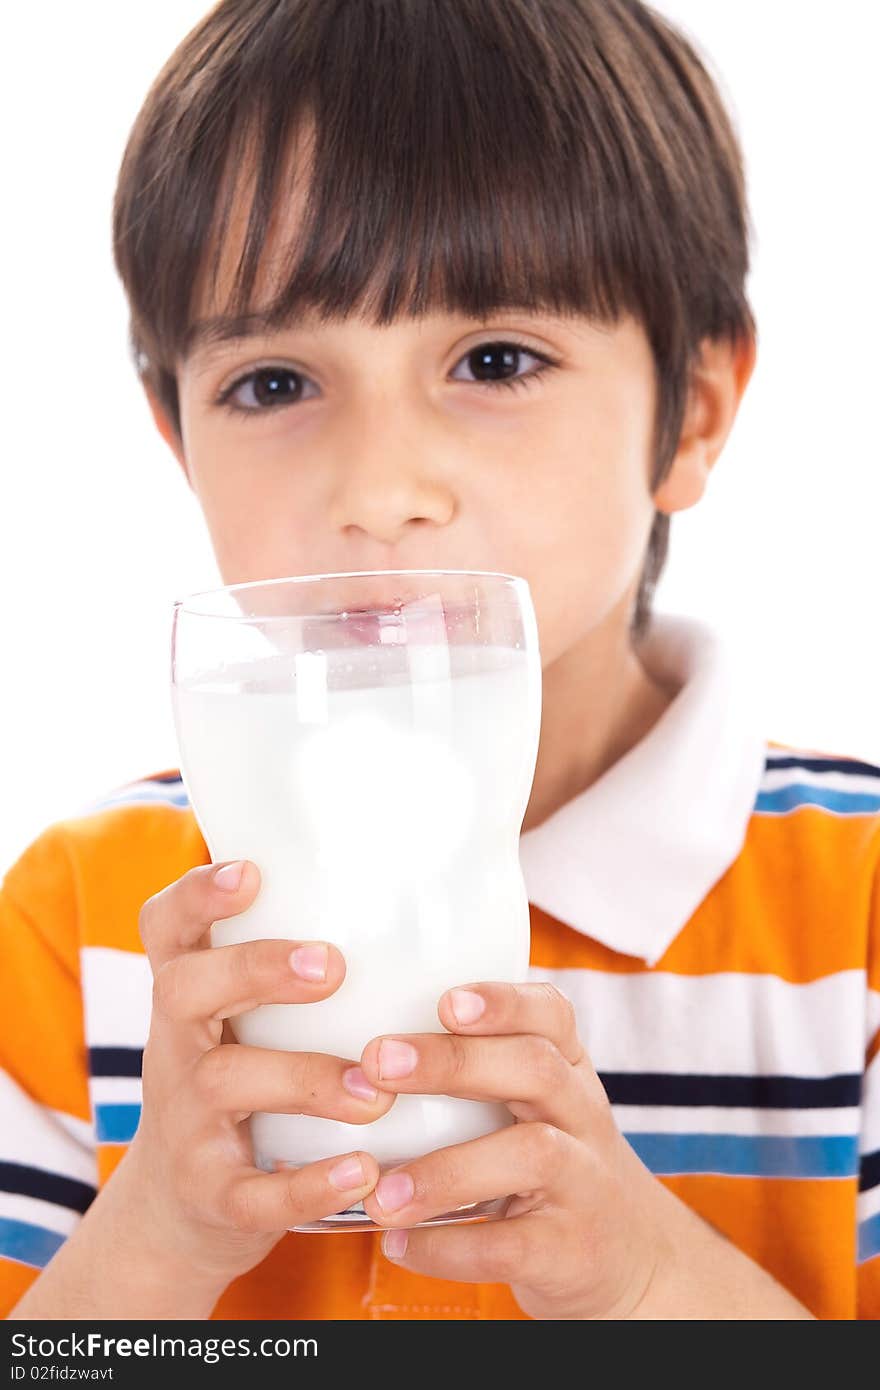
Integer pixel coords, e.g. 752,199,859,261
2,0,877,1320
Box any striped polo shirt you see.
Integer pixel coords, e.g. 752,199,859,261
1,615,878,1320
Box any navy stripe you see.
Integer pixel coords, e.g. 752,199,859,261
600,1072,861,1110
627,1132,858,1179
860,1149,880,1193
89,1046,143,1078
0,1162,95,1215
764,755,880,779
88,1060,864,1109
150,773,183,784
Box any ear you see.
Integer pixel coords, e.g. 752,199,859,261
653,333,756,514
143,382,190,485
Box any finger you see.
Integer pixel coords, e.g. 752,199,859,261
437,981,584,1066
218,1150,382,1234
360,1031,589,1131
152,937,346,1022
192,1043,397,1123
139,860,261,971
380,1209,555,1288
361,1121,582,1228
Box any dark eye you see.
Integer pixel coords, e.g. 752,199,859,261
224,366,307,410
451,341,551,390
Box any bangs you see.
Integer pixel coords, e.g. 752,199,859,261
115,0,724,370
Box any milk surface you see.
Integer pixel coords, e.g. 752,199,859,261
172,640,540,1171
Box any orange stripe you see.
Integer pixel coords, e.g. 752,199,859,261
1,827,90,1122
0,1257,40,1317
858,1251,880,1319
63,805,210,953
660,1174,857,1319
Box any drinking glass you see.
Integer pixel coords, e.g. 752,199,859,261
171,569,542,1231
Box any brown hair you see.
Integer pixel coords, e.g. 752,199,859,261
112,0,754,634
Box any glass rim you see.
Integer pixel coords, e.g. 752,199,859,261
173,568,528,621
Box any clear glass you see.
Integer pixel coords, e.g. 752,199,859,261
171,569,542,1232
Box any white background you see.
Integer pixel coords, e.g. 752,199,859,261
1,1,878,875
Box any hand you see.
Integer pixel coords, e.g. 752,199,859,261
122,859,391,1300
356,982,666,1320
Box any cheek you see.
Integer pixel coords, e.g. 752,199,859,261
497,399,656,659
178,409,319,583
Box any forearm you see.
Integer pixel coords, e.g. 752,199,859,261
629,1181,814,1320
7,1161,223,1321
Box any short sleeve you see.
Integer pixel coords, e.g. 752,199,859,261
857,843,880,1319
0,824,97,1314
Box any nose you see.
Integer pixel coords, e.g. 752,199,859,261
326,417,457,545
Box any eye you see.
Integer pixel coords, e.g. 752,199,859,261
218,366,315,412
450,340,557,392
215,339,559,417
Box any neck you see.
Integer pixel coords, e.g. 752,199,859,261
521,604,675,834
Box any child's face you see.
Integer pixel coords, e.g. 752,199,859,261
171,305,660,667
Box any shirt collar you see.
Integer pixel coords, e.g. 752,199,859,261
518,614,768,966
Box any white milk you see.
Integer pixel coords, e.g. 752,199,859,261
172,640,539,1173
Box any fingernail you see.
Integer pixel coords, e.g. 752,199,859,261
383,1229,409,1260
378,1039,418,1079
449,989,485,1025
342,1066,379,1102
376,1171,414,1213
290,944,328,982
328,1155,366,1191
214,861,244,892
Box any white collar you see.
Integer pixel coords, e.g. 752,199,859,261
518,614,768,966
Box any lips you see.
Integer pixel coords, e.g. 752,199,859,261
343,601,474,648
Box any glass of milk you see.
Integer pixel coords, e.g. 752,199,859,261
171,570,541,1231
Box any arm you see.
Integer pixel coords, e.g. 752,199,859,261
7,1150,224,1320
624,1154,813,1319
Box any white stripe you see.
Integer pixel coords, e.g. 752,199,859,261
0,1192,80,1240
858,1186,880,1225
613,1104,861,1139
868,989,880,1046
861,1048,880,1153
78,781,188,814
89,1077,143,1108
50,1109,95,1150
529,967,868,1076
80,947,153,1049
0,1070,97,1188
764,747,822,762
761,767,880,798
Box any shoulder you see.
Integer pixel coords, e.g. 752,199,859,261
742,741,880,993
62,768,206,878
8,771,208,956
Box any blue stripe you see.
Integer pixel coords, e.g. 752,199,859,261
859,1212,880,1264
95,1104,142,1144
625,1132,859,1178
0,1217,66,1270
755,785,880,817
96,790,190,809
